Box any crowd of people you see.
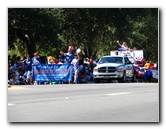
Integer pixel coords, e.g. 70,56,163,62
8,46,96,85
8,53,44,85
8,42,158,85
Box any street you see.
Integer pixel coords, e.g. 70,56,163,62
8,83,159,122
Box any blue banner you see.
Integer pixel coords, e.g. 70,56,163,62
32,64,73,83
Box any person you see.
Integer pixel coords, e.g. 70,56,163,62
132,47,137,50
149,61,154,70
64,46,74,64
58,51,66,64
14,68,20,84
117,40,129,50
144,60,151,70
80,71,87,83
89,56,93,66
84,57,90,65
47,56,58,64
32,52,41,65
115,51,118,56
24,55,33,84
96,54,100,63
144,68,153,82
71,54,79,84
116,57,123,63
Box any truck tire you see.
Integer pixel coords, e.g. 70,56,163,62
94,78,100,83
119,72,126,83
131,74,137,82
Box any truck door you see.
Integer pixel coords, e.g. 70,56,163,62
124,57,134,77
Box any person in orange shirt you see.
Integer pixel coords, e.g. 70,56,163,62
89,56,93,65
144,60,151,70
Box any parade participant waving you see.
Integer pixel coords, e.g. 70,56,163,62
117,40,129,51
64,46,74,64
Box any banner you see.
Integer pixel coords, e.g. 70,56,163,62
32,64,73,83
110,50,144,58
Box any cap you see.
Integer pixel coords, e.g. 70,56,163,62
34,52,38,56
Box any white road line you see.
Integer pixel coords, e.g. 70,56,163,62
8,103,15,106
106,92,130,96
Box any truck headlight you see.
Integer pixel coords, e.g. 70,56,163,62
117,66,124,72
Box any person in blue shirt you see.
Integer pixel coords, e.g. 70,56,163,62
64,46,74,64
58,51,66,64
32,52,41,65
144,69,153,82
24,55,33,84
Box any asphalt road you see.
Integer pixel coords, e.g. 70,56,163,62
8,83,159,122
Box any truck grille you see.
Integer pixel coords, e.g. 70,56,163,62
98,67,116,73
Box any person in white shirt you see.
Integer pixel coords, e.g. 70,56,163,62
71,54,79,83
117,40,129,50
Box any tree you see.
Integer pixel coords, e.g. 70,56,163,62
8,8,158,62
8,8,61,57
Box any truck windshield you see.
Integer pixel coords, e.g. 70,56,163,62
98,57,123,64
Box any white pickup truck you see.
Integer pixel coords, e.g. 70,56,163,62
93,55,135,83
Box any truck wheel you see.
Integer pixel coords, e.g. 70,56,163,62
119,72,126,83
94,79,100,83
131,74,137,82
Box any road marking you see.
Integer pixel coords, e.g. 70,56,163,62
65,97,70,100
8,87,28,90
106,92,130,96
8,103,15,106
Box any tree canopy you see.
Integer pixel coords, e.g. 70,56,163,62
8,8,158,62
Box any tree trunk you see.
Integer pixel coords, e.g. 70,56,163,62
26,39,36,58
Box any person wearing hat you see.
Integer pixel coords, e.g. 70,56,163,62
32,52,41,65
71,54,79,84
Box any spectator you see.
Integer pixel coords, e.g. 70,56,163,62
84,57,90,65
89,56,93,65
9,62,16,73
14,68,20,85
144,60,151,70
71,54,79,84
150,61,154,70
47,56,58,64
58,51,66,64
80,72,87,83
144,69,153,82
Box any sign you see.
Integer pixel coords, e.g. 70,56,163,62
110,50,144,58
32,64,73,83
